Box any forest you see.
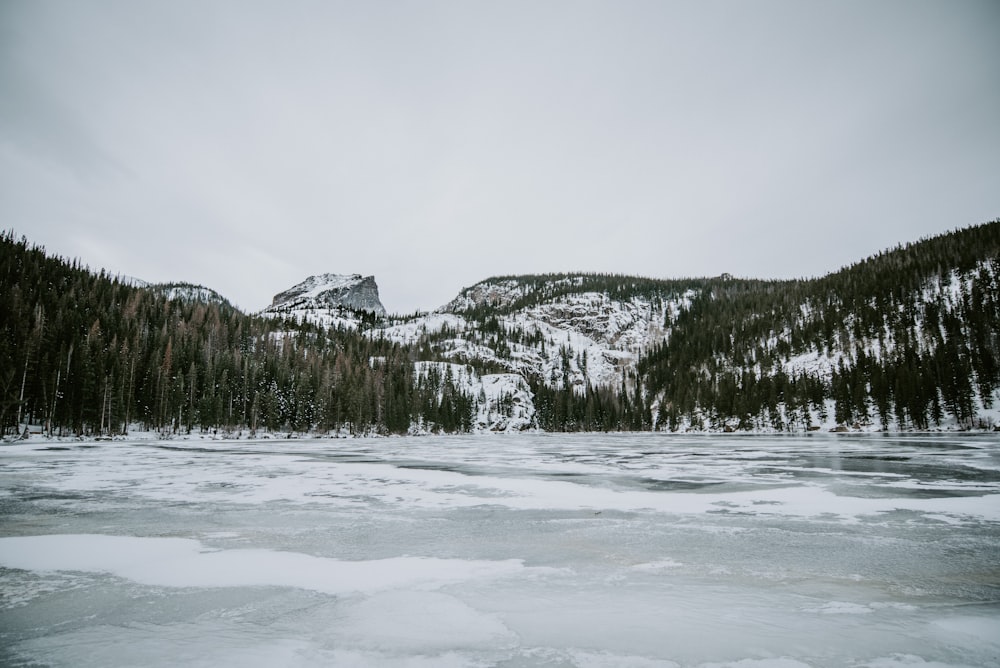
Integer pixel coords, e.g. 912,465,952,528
0,232,473,437
639,220,1000,431
2,220,998,437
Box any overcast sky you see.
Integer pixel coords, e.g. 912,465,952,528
2,0,998,314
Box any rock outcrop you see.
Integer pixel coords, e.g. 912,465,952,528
269,274,386,316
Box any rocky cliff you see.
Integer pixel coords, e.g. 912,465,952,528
267,273,386,316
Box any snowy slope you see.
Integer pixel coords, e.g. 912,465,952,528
261,271,693,403
151,282,230,306
412,362,536,433
384,277,697,393
767,259,998,383
645,255,1000,432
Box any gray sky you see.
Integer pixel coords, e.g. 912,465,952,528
2,0,998,314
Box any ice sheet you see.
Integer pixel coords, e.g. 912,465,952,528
3,435,999,524
2,433,998,667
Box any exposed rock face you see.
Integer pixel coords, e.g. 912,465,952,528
381,276,695,393
439,278,531,313
270,274,387,316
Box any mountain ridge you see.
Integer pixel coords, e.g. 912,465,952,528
2,220,998,436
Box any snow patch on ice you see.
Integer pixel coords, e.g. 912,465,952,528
805,601,873,614
631,559,684,572
0,534,526,595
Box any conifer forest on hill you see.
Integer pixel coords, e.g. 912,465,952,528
2,220,998,437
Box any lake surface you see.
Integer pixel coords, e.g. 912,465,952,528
2,433,999,667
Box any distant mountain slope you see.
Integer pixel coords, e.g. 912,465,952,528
383,274,697,395
441,273,705,317
639,220,1000,431
150,282,231,307
379,222,1000,431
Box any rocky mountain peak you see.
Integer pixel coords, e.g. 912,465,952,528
269,273,387,316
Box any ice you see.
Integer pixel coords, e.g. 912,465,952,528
566,651,681,667
697,661,813,668
805,601,874,614
0,535,527,595
860,656,984,668
333,591,515,653
2,433,999,667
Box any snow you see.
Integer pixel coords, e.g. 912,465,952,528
263,307,367,331
410,361,537,432
438,277,545,313
0,535,526,595
782,349,848,383
153,283,228,305
410,285,696,395
380,312,469,346
477,373,536,432
286,273,369,300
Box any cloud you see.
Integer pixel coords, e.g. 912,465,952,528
2,0,998,313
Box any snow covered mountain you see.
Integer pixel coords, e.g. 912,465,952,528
637,224,1000,432
382,275,697,394
4,221,998,437
243,219,1000,433
385,220,1000,433
150,282,231,307
262,273,387,327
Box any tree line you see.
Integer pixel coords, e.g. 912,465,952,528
0,233,474,437
639,220,1000,430
3,220,998,437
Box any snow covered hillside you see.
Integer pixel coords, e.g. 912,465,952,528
640,224,1000,432
150,282,230,306
779,260,998,383
412,362,536,433
255,271,699,432
382,275,699,394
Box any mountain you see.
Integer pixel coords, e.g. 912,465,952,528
381,274,698,395
150,282,231,307
270,273,386,314
639,221,1000,432
375,222,1000,432
262,273,387,328
2,220,998,437
0,236,527,437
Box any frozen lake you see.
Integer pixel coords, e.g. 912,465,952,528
2,433,999,667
